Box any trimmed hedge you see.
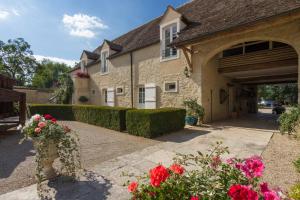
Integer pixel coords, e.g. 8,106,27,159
126,108,186,138
27,104,130,131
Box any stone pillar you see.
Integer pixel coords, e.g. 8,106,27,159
73,77,90,105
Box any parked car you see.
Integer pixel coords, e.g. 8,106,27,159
272,103,286,115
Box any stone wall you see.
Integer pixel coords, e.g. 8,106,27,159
14,87,54,104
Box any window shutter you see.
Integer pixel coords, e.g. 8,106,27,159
145,83,156,109
107,88,115,107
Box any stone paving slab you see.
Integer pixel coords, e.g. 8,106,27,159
0,115,276,199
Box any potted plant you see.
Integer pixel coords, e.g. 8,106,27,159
183,98,205,126
21,114,81,182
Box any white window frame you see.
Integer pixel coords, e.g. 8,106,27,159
100,51,109,74
102,88,108,105
160,19,180,62
138,85,145,108
164,81,178,93
116,86,124,96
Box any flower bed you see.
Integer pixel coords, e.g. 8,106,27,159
127,143,286,200
27,104,130,131
126,108,186,138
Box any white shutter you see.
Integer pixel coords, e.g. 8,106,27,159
107,88,115,107
145,83,156,109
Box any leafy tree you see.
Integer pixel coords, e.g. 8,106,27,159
257,83,297,104
32,59,70,88
0,38,38,85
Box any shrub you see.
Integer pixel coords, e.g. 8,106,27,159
126,108,186,138
294,157,300,173
289,183,300,200
183,98,205,120
126,142,284,200
27,104,130,131
279,106,300,134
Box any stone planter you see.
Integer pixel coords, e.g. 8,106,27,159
33,139,58,180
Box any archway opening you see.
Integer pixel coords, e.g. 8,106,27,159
202,40,298,126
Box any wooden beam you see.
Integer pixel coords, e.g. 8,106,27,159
182,47,193,72
234,73,298,83
218,58,298,73
0,88,23,102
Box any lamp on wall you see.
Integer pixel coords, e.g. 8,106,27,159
184,66,190,78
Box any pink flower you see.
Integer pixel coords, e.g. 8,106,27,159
228,185,258,200
38,121,46,128
149,165,170,187
127,182,138,193
190,196,200,200
241,156,264,179
33,115,41,121
263,191,280,200
34,127,41,134
260,182,270,193
169,164,185,175
211,156,222,168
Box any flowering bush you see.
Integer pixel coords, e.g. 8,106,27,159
21,114,81,182
127,142,285,200
76,71,90,78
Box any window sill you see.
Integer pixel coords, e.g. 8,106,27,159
160,55,179,62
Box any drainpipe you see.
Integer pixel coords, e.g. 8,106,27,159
130,52,134,108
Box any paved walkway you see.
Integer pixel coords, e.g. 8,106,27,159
0,113,276,200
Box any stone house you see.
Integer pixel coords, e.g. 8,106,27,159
70,0,300,122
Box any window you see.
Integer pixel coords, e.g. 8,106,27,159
116,86,124,95
164,81,178,93
101,51,108,73
161,23,178,59
102,88,107,104
138,86,145,107
91,90,96,95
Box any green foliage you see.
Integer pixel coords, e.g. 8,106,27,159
0,38,38,85
279,106,300,134
289,183,300,200
183,98,205,119
78,96,89,103
258,83,298,104
32,59,70,88
27,104,130,131
52,73,73,104
294,157,300,173
126,108,186,138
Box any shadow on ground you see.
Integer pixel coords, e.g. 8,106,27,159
156,128,210,143
0,129,35,178
39,171,112,200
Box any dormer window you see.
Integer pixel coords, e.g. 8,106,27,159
101,51,108,74
80,60,86,72
161,23,178,60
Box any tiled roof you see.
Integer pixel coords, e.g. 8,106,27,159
100,0,300,57
83,50,100,60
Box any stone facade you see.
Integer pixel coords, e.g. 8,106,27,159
71,8,300,122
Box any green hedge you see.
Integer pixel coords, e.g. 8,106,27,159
27,104,130,131
126,108,186,138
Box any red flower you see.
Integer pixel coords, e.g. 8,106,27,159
128,182,138,193
51,118,57,123
228,185,258,200
149,165,170,187
263,191,280,200
241,156,264,179
190,196,200,200
169,164,185,175
44,114,53,120
260,182,270,193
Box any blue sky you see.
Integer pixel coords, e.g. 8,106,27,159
0,0,187,66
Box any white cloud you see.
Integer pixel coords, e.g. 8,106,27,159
34,55,78,67
0,8,20,20
62,13,108,38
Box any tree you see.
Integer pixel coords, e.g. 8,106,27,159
50,73,73,104
32,59,70,88
0,38,38,85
